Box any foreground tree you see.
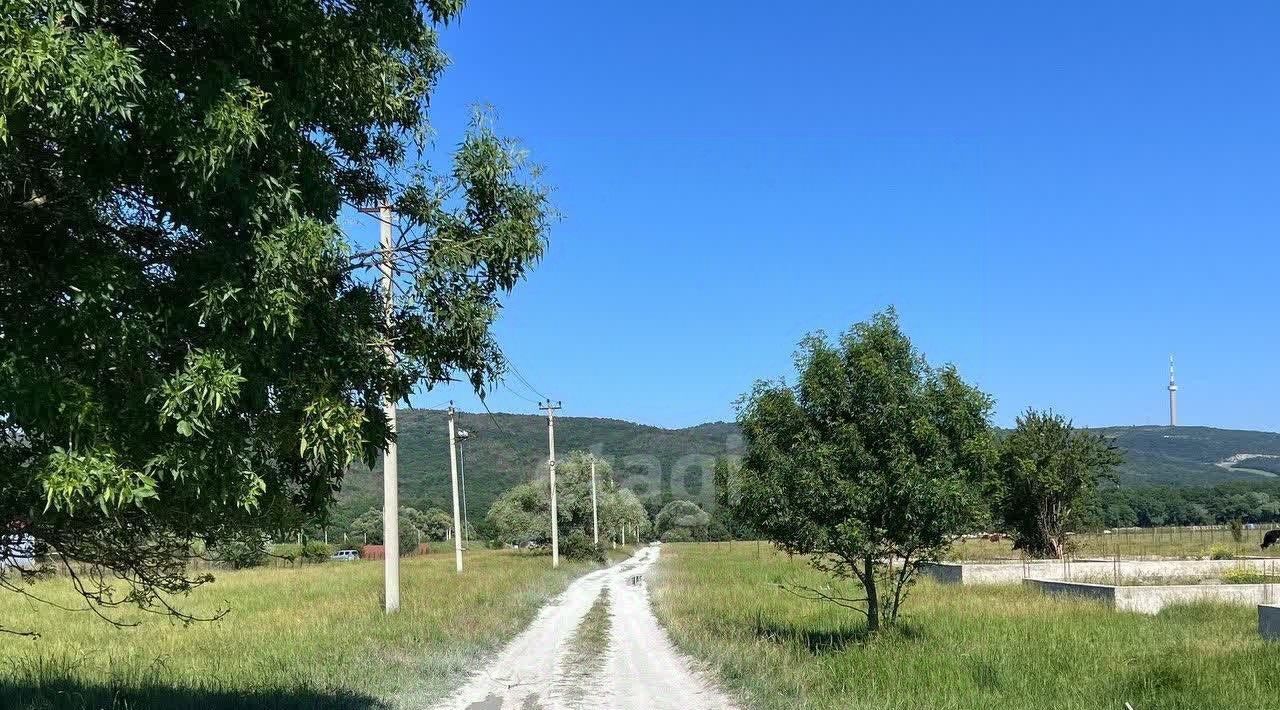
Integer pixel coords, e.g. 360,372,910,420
993,410,1123,558
0,1,550,629
734,310,995,631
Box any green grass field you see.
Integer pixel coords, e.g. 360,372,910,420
0,548,617,710
651,542,1280,710
948,526,1280,561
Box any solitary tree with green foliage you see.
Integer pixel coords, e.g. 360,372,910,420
734,310,996,631
655,500,710,541
0,0,550,630
993,410,1123,558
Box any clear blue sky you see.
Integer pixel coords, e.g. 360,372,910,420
353,1,1280,432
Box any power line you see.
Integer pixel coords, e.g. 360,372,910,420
506,360,550,402
479,399,523,442
501,381,541,405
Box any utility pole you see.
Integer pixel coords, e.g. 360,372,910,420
541,400,562,567
361,202,399,612
447,404,464,573
358,204,401,611
590,455,599,545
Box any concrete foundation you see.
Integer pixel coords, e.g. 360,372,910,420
1260,605,1280,641
921,558,1280,585
1024,578,1279,615
1259,606,1280,639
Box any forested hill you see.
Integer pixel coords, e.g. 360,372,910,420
336,409,741,522
334,413,1280,522
1091,426,1280,485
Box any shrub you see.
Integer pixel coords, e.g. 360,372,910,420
212,533,270,569
272,543,302,562
1209,545,1235,560
561,530,605,563
301,541,334,562
1222,567,1264,584
660,528,693,543
1230,519,1245,543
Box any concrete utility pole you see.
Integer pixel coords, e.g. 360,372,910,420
447,405,464,573
361,202,400,613
541,400,562,567
1168,354,1178,427
590,455,599,545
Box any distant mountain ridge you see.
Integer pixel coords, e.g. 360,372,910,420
1091,425,1280,485
335,412,1280,520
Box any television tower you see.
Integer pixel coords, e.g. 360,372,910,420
1168,354,1178,427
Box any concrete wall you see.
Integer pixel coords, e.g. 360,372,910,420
1259,605,1280,641
922,558,1280,585
1024,578,1116,606
1025,578,1279,615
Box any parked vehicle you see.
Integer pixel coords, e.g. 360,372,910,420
330,549,360,562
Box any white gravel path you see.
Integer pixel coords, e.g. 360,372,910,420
429,544,738,710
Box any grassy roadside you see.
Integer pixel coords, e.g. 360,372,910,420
0,549,601,710
650,541,1280,710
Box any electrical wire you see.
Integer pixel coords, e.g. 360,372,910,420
501,381,541,405
506,360,551,402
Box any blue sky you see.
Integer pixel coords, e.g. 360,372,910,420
351,1,1280,432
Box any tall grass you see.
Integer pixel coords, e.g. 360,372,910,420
0,549,598,709
950,525,1280,561
651,542,1280,710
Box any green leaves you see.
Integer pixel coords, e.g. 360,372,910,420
39,446,158,514
736,309,996,626
1,0,550,626
154,349,245,438
994,409,1124,557
298,395,366,470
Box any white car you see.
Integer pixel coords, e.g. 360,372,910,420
330,549,360,562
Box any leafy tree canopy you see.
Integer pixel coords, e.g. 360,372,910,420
993,409,1123,558
348,506,445,553
486,450,648,546
733,309,996,631
0,0,550,629
655,499,710,540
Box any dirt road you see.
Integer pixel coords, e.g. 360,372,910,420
430,544,738,710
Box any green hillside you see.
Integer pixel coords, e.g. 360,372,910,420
1092,426,1280,485
334,414,1280,525
336,409,741,524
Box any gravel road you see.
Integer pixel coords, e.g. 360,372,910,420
430,544,738,710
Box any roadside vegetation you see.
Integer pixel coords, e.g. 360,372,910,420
652,542,1280,710
948,525,1280,561
0,550,600,710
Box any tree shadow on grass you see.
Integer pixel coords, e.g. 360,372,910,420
750,614,923,655
0,679,391,710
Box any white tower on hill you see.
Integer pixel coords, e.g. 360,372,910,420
1168,355,1178,427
